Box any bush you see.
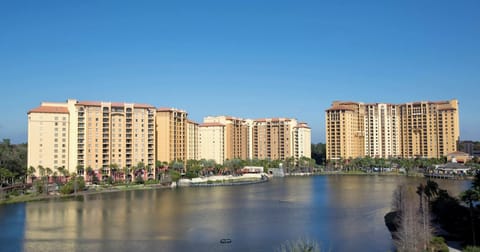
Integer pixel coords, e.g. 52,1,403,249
33,180,44,194
60,177,85,195
144,179,158,185
464,246,480,252
135,175,144,184
92,175,99,184
430,236,449,252
169,170,181,182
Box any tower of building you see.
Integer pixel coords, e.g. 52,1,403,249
28,99,156,177
198,122,226,164
325,99,460,160
155,108,188,163
203,116,249,160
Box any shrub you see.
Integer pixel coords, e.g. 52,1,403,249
135,175,144,184
464,246,480,252
60,177,85,195
429,236,448,252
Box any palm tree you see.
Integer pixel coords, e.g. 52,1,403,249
110,163,119,183
45,167,53,184
86,166,93,183
27,166,36,183
76,164,84,177
461,189,479,246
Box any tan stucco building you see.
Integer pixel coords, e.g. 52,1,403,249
28,99,312,174
186,120,199,161
326,99,460,160
198,122,226,164
294,122,312,160
28,102,71,174
155,108,188,163
28,99,156,177
203,116,249,160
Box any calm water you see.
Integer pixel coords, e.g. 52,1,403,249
0,176,470,252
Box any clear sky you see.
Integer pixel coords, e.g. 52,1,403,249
1,0,479,144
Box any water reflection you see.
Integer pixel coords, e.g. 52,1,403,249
0,176,471,252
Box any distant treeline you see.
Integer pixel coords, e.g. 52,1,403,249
311,143,326,165
0,139,27,185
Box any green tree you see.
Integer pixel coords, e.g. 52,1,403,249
461,189,480,246
86,166,94,183
27,166,36,183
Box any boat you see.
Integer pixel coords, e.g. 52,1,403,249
220,238,232,244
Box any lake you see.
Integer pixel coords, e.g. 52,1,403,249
0,176,471,252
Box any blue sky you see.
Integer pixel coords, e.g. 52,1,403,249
1,0,479,144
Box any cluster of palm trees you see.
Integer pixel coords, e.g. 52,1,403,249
75,162,155,184
178,157,317,178
327,156,447,174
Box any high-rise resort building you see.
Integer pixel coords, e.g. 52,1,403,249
198,122,226,164
325,99,460,160
203,116,249,160
28,99,156,178
155,108,188,163
186,120,199,161
28,99,312,175
199,116,312,165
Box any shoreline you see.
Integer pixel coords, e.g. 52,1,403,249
0,173,470,205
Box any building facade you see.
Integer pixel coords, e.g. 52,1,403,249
325,99,460,160
28,102,71,174
198,122,226,164
325,102,365,160
186,120,199,161
293,122,312,161
28,100,156,177
155,108,188,163
251,118,297,161
28,99,312,175
203,116,249,160
76,101,156,175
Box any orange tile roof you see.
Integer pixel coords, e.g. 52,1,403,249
28,106,69,114
187,119,199,125
77,101,101,106
157,107,175,112
326,105,355,112
199,122,225,127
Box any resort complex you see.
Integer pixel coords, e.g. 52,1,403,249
27,99,312,178
325,99,460,160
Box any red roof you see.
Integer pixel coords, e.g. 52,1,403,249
28,106,69,114
326,105,355,112
199,122,225,127
77,101,101,106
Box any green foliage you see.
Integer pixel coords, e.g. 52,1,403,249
169,170,181,182
0,139,27,181
33,180,44,194
276,237,321,252
144,179,158,185
429,236,449,252
135,175,144,184
92,174,99,184
464,246,480,252
59,176,85,194
311,143,326,165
